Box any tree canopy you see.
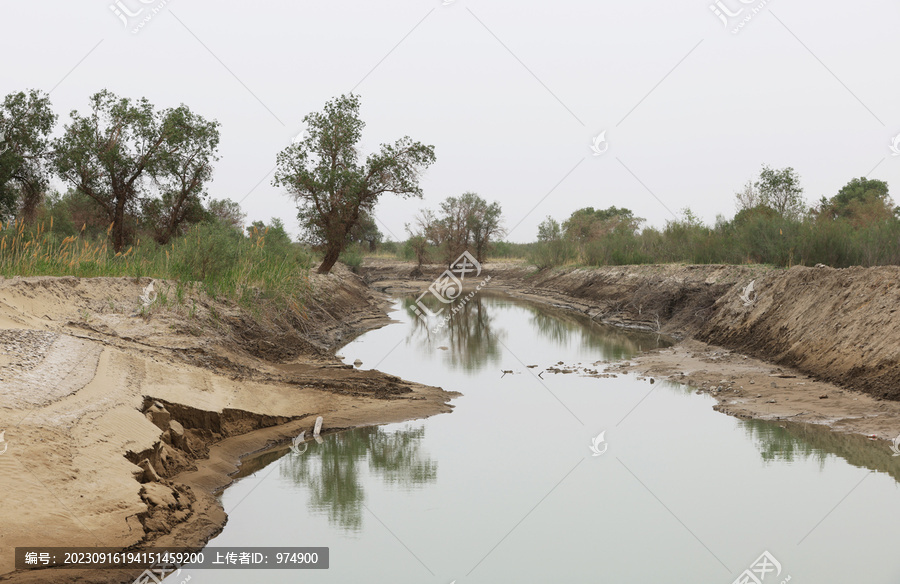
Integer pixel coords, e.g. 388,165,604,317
818,177,894,225
415,192,504,264
0,90,56,223
752,165,805,219
562,206,641,242
536,216,562,242
206,198,246,231
347,209,383,252
53,89,220,251
274,94,435,273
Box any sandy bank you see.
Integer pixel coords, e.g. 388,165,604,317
0,268,455,583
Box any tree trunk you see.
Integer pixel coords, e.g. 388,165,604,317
317,244,342,274
113,197,127,252
19,183,42,225
159,192,189,245
157,216,180,246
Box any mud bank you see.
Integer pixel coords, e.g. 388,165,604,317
0,267,454,583
362,258,900,440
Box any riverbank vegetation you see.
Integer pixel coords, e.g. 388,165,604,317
383,170,898,270
4,87,897,290
0,211,312,316
522,171,898,269
0,89,310,315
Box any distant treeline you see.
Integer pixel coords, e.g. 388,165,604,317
513,168,896,269
384,168,898,269
287,164,900,271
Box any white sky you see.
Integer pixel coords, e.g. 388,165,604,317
2,0,899,242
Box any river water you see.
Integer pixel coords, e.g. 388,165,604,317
182,293,900,583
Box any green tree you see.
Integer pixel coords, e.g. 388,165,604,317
734,179,761,213
416,193,504,264
405,234,429,267
562,206,639,242
530,217,577,268
205,198,246,231
0,90,56,223
834,177,889,207
53,90,220,251
820,177,893,225
273,94,435,274
347,209,382,252
676,206,704,228
465,194,504,262
536,216,562,242
754,165,805,219
142,105,220,244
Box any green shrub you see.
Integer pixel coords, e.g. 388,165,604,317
171,222,243,283
379,240,399,255
491,241,532,259
339,242,364,272
527,240,577,269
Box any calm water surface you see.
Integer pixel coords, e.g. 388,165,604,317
183,294,900,583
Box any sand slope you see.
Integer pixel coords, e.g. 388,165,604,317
0,270,454,583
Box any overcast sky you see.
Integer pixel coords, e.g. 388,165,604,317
2,0,899,242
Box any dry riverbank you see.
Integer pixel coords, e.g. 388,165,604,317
362,258,900,441
0,268,455,583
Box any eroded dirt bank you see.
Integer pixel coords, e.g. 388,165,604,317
0,267,455,583
362,258,900,440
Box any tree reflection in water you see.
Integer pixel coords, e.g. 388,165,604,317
279,425,437,531
402,294,504,372
742,419,828,467
741,418,900,484
523,303,669,360
402,292,670,370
